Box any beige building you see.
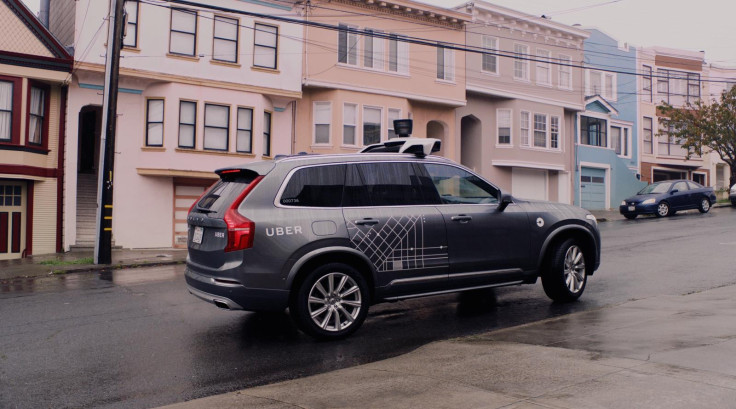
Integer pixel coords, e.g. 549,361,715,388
0,0,72,260
455,1,588,204
295,0,470,160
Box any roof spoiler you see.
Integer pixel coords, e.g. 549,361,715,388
359,138,441,157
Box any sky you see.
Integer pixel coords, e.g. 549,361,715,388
22,0,736,66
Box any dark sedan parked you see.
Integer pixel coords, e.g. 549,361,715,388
620,179,717,219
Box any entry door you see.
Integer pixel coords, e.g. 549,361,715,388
0,182,25,260
580,167,606,210
342,163,449,295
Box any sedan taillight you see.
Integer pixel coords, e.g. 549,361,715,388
223,176,263,252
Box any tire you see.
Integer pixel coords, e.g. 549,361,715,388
290,263,369,340
542,238,587,302
624,214,637,220
732,200,736,207
698,197,711,213
656,201,670,217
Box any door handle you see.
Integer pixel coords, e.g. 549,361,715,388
451,215,472,222
355,218,379,226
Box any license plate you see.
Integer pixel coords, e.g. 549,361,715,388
628,206,635,211
192,226,203,244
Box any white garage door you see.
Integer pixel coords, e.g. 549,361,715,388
512,168,548,200
173,180,215,248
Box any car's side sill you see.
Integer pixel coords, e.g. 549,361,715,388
383,280,525,302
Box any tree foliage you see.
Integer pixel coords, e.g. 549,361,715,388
658,85,736,188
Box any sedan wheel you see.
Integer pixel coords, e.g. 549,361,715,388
542,238,587,302
656,202,670,217
698,198,711,213
291,263,369,339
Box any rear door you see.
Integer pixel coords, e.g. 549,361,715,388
342,162,449,296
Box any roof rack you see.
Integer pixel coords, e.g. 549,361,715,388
359,138,441,157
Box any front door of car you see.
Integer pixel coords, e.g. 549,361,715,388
421,163,530,285
342,162,449,296
669,181,690,209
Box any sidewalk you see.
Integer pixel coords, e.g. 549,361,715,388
0,248,187,281
159,284,736,409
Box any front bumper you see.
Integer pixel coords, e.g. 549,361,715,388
619,203,657,216
185,266,289,312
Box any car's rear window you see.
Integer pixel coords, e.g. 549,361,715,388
195,173,257,216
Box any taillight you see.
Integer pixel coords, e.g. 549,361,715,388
223,176,263,252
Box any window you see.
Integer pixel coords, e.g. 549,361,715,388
672,181,689,193
581,116,607,147
0,184,21,206
611,126,621,155
643,117,653,154
0,81,11,141
254,23,278,69
123,0,139,48
655,69,699,106
497,109,511,145
178,101,196,148
236,107,253,153
691,175,705,186
482,36,498,74
550,116,560,149
338,24,358,66
27,86,46,145
658,121,686,157
642,65,652,102
355,162,437,206
363,106,381,146
536,49,551,85
437,44,454,81
263,111,272,156
559,55,572,90
387,108,401,139
313,102,330,144
280,165,346,207
363,29,384,70
587,70,616,100
213,16,238,63
533,113,547,148
424,164,499,205
170,9,197,56
513,44,529,80
146,99,164,147
203,104,229,151
388,34,409,74
520,111,530,147
343,103,357,145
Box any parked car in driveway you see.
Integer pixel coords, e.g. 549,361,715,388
731,184,736,206
619,179,717,219
185,138,601,339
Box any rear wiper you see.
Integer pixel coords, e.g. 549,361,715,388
194,205,216,214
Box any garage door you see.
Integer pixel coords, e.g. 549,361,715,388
581,167,606,210
511,168,547,200
173,179,215,248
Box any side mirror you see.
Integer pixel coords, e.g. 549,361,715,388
498,193,513,212
670,189,679,194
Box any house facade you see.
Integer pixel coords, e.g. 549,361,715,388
48,0,303,249
575,29,645,210
455,1,588,204
0,0,72,260
704,63,736,192
294,0,469,160
637,46,709,185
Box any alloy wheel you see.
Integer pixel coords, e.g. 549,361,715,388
657,202,669,217
307,272,362,332
701,199,710,212
563,245,586,294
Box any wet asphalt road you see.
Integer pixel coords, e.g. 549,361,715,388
1,206,735,409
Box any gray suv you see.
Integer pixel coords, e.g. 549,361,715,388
186,138,601,339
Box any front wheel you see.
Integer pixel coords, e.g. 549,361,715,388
290,263,369,340
698,197,711,213
542,238,587,302
656,202,670,217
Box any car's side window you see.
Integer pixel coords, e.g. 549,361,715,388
280,164,346,207
672,181,689,192
423,163,499,205
351,162,439,207
687,181,701,190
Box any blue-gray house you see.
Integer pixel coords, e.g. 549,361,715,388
575,29,645,210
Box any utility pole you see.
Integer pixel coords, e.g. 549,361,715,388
95,0,125,265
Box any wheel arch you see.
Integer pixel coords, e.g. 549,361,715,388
537,225,599,276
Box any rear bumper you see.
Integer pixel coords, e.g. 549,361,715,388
185,266,289,312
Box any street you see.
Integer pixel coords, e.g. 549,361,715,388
1,206,735,409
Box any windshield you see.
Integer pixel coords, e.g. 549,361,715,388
638,182,672,195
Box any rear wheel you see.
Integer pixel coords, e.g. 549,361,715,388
698,197,711,213
624,214,637,220
542,238,587,302
656,202,670,217
290,263,369,340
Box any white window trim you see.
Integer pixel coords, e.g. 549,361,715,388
520,111,531,147
610,122,632,159
361,105,383,146
577,111,611,151
312,101,332,146
558,54,573,91
513,43,530,82
532,112,548,149
387,33,410,76
535,48,552,87
363,28,385,72
337,23,359,67
496,108,513,147
342,102,358,147
585,69,617,101
550,115,562,151
481,35,499,76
